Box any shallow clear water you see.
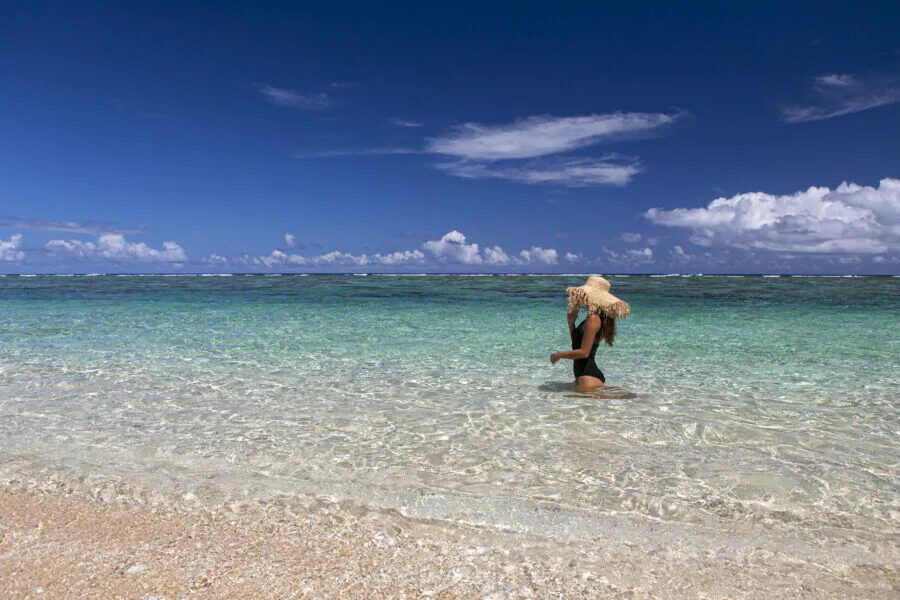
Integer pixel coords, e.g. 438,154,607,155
1,275,898,558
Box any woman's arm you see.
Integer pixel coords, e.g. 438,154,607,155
551,315,599,364
567,308,578,343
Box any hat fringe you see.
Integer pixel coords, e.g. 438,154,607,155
567,287,630,319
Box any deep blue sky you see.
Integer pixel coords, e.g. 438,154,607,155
2,1,899,273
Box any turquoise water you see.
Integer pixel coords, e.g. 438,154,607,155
1,275,898,562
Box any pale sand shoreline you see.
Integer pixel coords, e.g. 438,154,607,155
1,483,897,599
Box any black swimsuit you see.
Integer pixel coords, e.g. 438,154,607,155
572,319,605,382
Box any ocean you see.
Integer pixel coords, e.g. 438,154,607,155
1,275,898,570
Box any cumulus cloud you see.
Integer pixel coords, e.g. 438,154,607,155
250,230,561,270
645,178,900,254
258,84,332,110
564,252,583,263
602,246,654,264
45,234,187,262
421,230,484,264
517,246,558,265
420,232,560,266
426,112,678,161
670,245,693,261
255,248,425,268
627,247,653,262
620,232,643,243
434,155,640,187
0,234,25,262
203,253,229,265
782,73,900,123
284,233,298,248
483,245,510,265
372,249,426,265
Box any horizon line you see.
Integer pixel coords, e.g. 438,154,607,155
1,272,898,277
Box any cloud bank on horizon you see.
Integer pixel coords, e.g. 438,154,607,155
3,177,899,273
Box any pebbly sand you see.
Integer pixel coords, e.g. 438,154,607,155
1,482,897,599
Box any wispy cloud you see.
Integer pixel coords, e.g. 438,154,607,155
388,118,424,128
292,111,676,187
814,73,857,88
426,112,678,161
434,155,641,187
258,84,333,110
421,112,676,187
0,216,143,235
782,73,900,123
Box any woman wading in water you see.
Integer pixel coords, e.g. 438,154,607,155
550,276,630,393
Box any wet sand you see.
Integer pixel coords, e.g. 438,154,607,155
1,484,896,599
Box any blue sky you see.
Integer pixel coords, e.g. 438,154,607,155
2,1,899,273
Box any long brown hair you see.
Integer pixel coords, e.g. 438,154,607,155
599,314,617,346
594,313,616,346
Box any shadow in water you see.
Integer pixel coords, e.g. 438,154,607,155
539,380,640,400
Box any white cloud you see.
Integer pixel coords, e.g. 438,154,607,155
564,252,583,263
518,246,558,265
814,73,857,88
371,249,425,265
255,248,424,268
435,155,640,187
427,112,678,161
389,118,424,127
203,253,229,265
646,178,900,254
669,245,695,262
421,230,483,264
45,234,187,262
782,73,900,123
0,217,140,235
419,232,559,266
602,246,654,264
627,247,653,262
258,85,332,110
297,111,677,188
0,234,25,263
483,245,510,265
284,233,298,248
620,232,642,243
250,231,560,270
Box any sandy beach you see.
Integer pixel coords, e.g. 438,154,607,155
1,479,896,599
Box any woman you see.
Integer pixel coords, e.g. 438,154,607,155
550,275,630,392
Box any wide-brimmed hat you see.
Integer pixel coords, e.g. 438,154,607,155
567,276,630,319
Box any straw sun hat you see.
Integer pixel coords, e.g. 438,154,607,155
566,276,630,319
